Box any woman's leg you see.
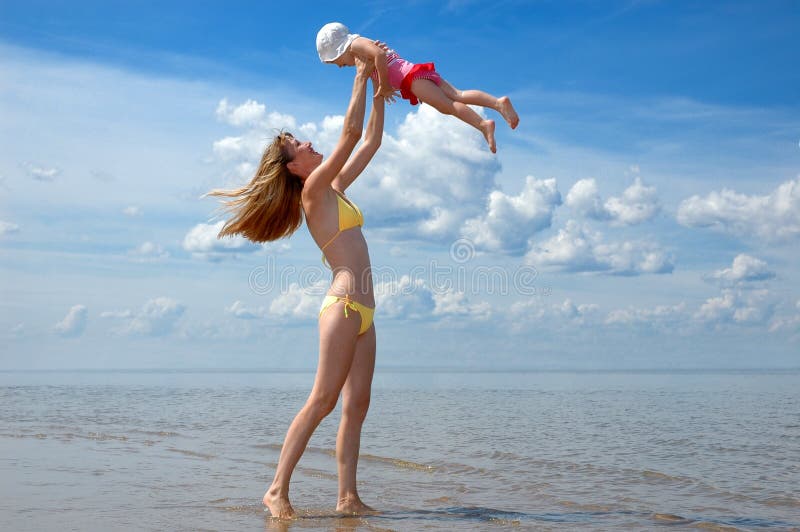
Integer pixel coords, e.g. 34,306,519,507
335,323,377,513
439,79,519,130
410,78,497,153
263,301,362,519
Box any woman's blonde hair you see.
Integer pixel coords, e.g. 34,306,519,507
207,132,304,243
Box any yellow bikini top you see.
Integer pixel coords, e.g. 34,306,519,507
320,190,364,263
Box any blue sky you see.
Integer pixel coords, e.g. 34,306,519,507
1,1,799,369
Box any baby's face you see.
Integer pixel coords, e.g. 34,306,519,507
330,51,355,68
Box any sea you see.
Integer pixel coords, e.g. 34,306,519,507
1,369,798,531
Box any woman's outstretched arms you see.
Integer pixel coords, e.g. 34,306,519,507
303,58,372,198
332,82,385,192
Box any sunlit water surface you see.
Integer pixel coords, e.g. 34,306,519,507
1,369,798,531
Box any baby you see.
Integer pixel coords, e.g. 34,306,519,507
316,22,519,153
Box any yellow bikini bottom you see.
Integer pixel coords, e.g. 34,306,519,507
319,294,374,335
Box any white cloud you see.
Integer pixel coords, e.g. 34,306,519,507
212,98,298,162
99,310,132,319
565,177,659,226
707,254,775,286
676,177,800,241
605,303,688,328
182,221,260,261
769,299,800,333
564,178,607,219
128,241,170,262
432,290,492,320
375,275,489,321
694,289,774,326
461,176,561,254
508,297,600,332
360,105,500,241
24,162,60,181
375,276,435,319
0,220,20,236
225,300,267,319
525,220,674,275
215,98,298,130
54,305,88,337
216,98,266,127
268,281,327,320
102,297,185,336
122,205,142,216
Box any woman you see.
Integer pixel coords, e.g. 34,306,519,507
208,57,385,518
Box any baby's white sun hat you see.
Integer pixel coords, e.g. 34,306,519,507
316,22,360,62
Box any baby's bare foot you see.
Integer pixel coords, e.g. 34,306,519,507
263,488,296,520
497,96,519,129
336,495,378,515
480,119,497,153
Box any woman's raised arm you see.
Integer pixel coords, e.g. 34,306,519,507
332,82,385,192
302,58,372,198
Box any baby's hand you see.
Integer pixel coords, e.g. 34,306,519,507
377,84,395,99
373,40,391,53
382,88,400,104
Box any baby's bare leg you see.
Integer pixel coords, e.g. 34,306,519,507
440,80,519,129
411,78,496,153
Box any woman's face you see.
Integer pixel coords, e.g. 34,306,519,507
284,137,323,178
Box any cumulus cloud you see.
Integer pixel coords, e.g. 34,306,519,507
769,299,800,333
182,221,260,261
525,220,674,275
0,220,20,236
375,276,436,319
706,254,775,286
361,105,500,240
432,290,492,320
225,300,267,319
508,297,600,332
694,289,774,327
461,176,561,254
676,177,800,241
122,205,142,217
268,281,327,320
128,241,170,262
212,98,297,163
24,162,60,181
374,275,490,321
605,303,688,329
102,297,185,336
54,305,88,337
565,177,659,225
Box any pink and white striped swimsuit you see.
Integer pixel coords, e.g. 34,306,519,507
372,48,442,105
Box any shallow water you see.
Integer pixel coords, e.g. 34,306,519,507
1,369,798,531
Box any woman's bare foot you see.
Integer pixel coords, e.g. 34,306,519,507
336,495,378,515
480,119,497,153
497,96,519,129
263,488,296,519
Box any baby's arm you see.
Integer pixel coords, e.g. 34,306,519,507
350,37,393,99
